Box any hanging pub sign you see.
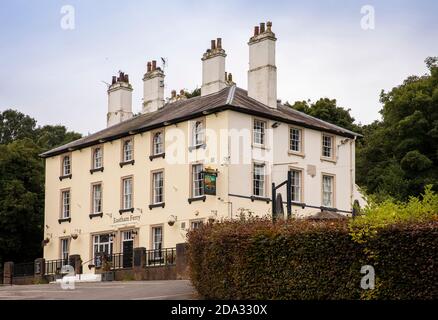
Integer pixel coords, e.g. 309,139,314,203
203,168,218,196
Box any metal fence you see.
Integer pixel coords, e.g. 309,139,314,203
146,248,176,267
13,262,35,277
45,259,68,275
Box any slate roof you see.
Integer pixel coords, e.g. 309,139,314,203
41,86,360,158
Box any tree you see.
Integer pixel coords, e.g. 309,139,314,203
0,109,36,144
286,98,362,134
0,109,81,264
356,57,438,200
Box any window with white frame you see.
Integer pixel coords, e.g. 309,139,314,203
61,190,70,218
122,139,133,162
192,120,205,147
253,119,266,145
289,128,302,152
122,178,133,209
191,220,203,230
192,164,204,197
152,171,164,204
62,155,71,176
253,163,266,197
152,132,164,155
322,175,334,207
61,238,69,262
92,184,102,214
93,147,103,169
290,169,302,202
93,234,113,259
322,135,334,158
152,226,163,259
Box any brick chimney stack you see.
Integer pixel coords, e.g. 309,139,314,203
201,38,227,96
248,21,277,109
107,71,133,127
142,60,165,113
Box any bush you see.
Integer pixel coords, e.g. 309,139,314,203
188,217,437,300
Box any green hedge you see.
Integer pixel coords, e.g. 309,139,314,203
187,218,437,300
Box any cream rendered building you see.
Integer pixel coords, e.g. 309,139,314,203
41,22,362,273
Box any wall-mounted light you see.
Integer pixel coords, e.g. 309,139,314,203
168,215,178,226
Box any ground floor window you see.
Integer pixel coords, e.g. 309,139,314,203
60,238,69,262
253,163,266,197
93,234,113,260
152,227,163,259
290,169,302,202
322,175,334,207
191,220,203,230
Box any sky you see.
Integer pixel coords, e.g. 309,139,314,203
0,0,437,135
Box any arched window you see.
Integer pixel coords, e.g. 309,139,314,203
193,120,205,146
62,156,71,176
93,147,103,169
123,139,133,162
153,132,164,155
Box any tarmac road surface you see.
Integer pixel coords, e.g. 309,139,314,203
0,280,197,300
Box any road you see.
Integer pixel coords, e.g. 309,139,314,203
0,280,197,300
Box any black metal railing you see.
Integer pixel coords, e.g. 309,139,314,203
108,253,127,270
13,262,35,277
45,259,68,275
146,248,176,267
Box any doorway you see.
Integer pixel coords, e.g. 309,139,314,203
121,230,134,268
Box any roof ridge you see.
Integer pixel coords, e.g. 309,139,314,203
226,85,236,105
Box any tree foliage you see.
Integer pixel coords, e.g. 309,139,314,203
0,109,81,264
286,98,362,134
356,57,438,200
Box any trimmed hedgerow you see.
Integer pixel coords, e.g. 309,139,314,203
187,218,437,300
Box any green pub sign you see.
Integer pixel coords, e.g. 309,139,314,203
203,170,218,196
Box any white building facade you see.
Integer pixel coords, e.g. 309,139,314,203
41,22,363,273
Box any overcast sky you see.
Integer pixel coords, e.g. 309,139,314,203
1,0,437,135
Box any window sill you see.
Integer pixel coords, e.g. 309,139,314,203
320,206,338,212
59,174,72,181
119,208,134,215
89,212,103,219
288,151,305,158
149,203,165,210
251,144,268,150
251,196,270,203
188,144,206,152
149,153,165,161
119,160,135,168
188,196,206,204
90,167,104,174
320,157,337,164
58,217,71,224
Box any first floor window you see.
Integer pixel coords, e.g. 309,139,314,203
92,184,102,214
123,139,133,162
122,178,133,209
290,128,302,152
152,171,164,204
253,163,266,197
93,234,113,259
61,238,69,262
62,155,71,176
61,190,70,218
322,135,333,158
290,169,302,202
322,175,334,207
253,119,266,145
93,147,103,169
192,164,204,197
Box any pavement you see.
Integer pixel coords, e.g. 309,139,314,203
0,280,198,300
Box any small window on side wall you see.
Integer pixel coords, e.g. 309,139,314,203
122,139,133,162
93,147,103,169
322,134,334,159
62,155,71,176
152,132,164,155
